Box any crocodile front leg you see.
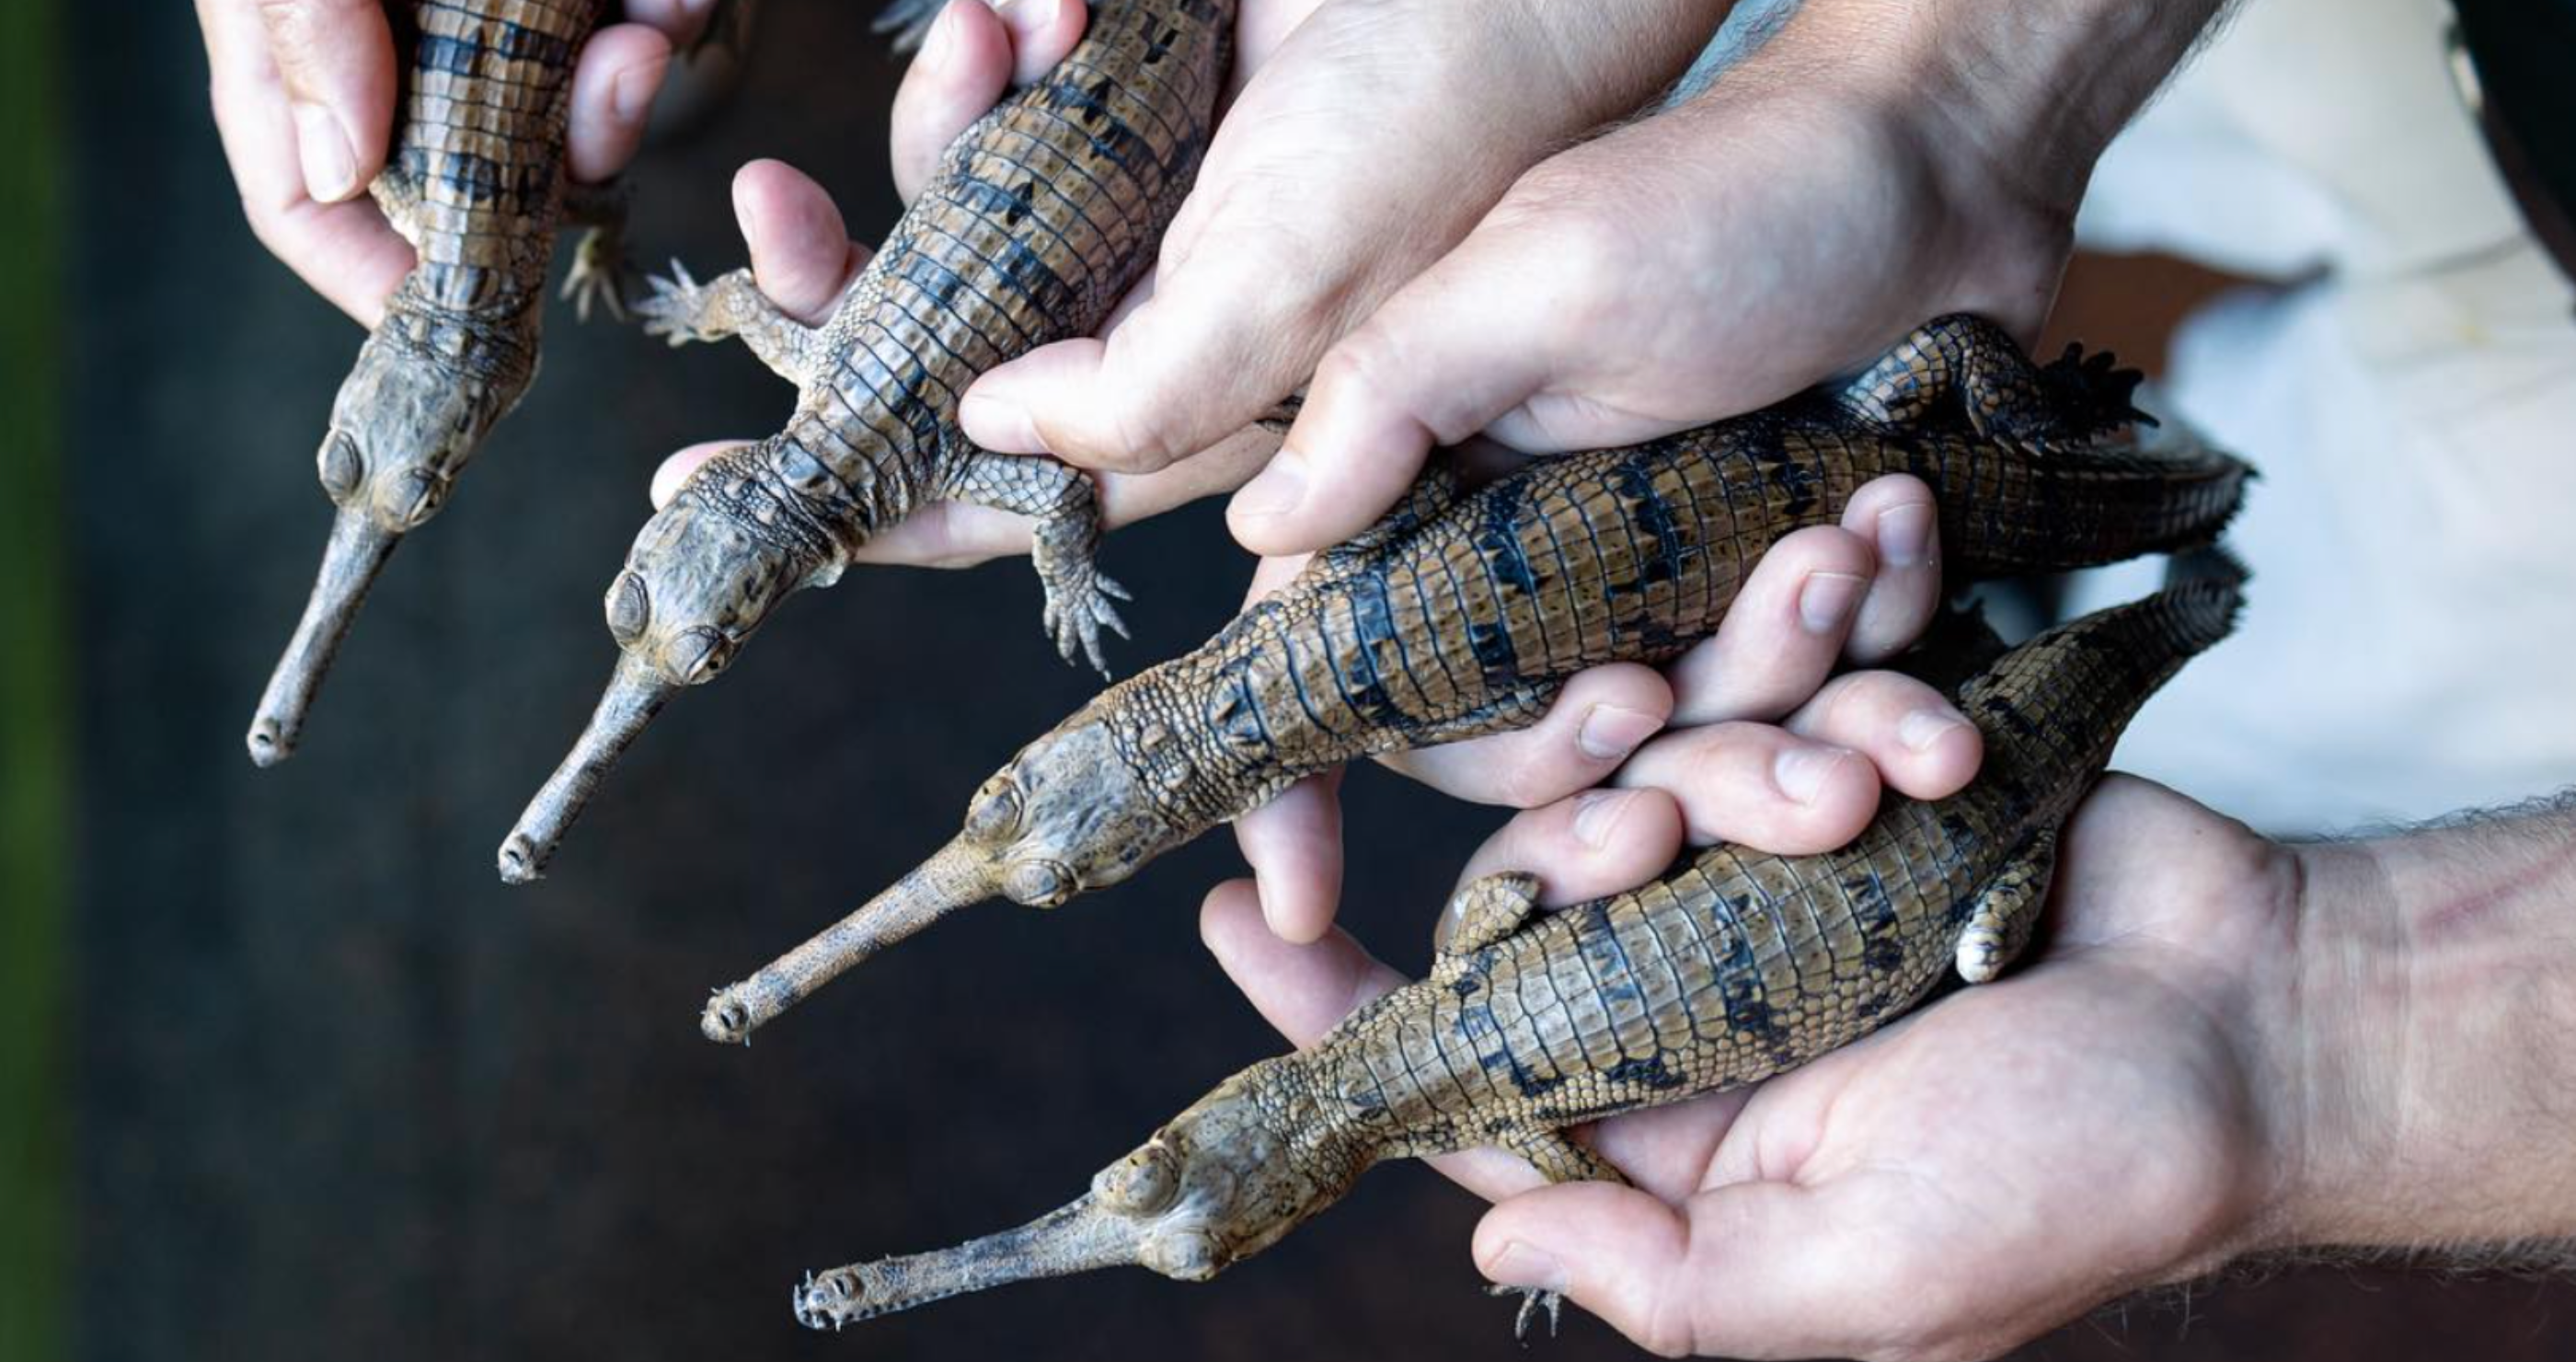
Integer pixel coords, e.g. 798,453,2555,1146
636,261,836,390
1488,1126,1632,1338
560,178,637,323
945,449,1131,676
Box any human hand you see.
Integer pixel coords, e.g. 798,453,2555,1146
1205,775,2306,1358
647,0,1722,560
197,0,709,326
1222,0,2226,557
639,3,1988,941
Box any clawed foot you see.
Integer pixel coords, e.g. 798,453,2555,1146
1488,1283,1565,1340
636,259,726,347
2032,342,2156,439
1040,567,1132,678
560,226,635,324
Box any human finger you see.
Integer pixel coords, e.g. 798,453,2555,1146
249,0,396,204
1376,666,1673,808
731,159,868,321
887,0,1087,202
1613,722,1881,856
1232,773,1344,944
564,22,674,184
1839,475,1942,664
1780,671,1982,803
1662,526,1876,727
201,0,412,322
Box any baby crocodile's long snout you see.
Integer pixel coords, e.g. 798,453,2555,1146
246,509,402,767
699,835,997,1043
498,654,677,883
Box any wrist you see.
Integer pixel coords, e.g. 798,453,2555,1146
2270,816,2576,1252
1754,0,2223,238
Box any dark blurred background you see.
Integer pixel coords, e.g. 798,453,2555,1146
6,3,2574,1360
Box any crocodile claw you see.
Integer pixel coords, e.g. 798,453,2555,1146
1489,1283,1565,1339
1043,569,1130,678
560,225,634,324
636,259,716,347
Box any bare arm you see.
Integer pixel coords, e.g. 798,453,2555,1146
2281,796,2576,1256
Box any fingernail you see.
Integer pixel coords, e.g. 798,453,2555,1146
1898,709,1967,753
1798,572,1866,635
1232,448,1308,523
1577,704,1660,763
612,58,664,125
960,392,1042,453
1571,789,1636,849
1877,503,1935,569
1772,746,1847,805
292,103,359,203
1485,1241,1569,1293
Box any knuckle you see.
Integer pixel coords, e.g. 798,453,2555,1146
1310,327,1402,416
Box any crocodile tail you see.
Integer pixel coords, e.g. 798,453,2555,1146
2164,543,2253,593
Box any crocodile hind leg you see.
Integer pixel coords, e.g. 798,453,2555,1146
1835,314,2149,445
635,261,834,392
1487,1126,1632,1338
945,449,1130,676
1956,825,2062,984
560,179,637,323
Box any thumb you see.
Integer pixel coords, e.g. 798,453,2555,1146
1225,215,1569,558
254,0,396,204
1475,1178,1873,1358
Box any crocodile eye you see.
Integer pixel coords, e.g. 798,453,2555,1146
964,779,1023,845
667,627,732,685
604,572,650,648
1142,1228,1222,1281
1003,859,1072,908
384,467,448,530
316,431,364,502
1097,1143,1179,1217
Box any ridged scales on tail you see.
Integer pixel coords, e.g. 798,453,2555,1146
247,0,632,767
787,561,2251,1333
498,0,1237,883
701,315,2256,1043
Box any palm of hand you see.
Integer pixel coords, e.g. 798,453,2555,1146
1489,778,2301,1359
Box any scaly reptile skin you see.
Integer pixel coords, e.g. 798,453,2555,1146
247,0,627,767
788,563,2248,1333
701,316,2254,1042
494,0,1236,883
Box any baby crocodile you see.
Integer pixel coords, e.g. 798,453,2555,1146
788,560,2249,1333
248,0,632,767
702,315,2253,1042
496,0,1236,883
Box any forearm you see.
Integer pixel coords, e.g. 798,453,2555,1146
2281,795,2576,1252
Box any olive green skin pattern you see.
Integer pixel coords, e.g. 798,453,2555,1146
500,0,1236,883
249,0,623,768
793,570,2248,1330
703,317,2249,1048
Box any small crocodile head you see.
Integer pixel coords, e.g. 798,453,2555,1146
245,316,535,767
793,1058,1360,1328
956,698,1194,909
497,441,834,883
318,323,529,537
